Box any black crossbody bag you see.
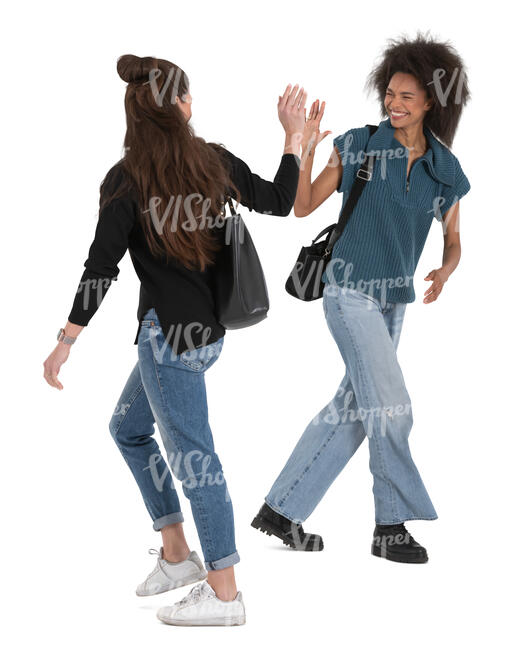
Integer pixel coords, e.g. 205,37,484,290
285,124,378,301
212,196,269,329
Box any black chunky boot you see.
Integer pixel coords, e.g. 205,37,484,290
371,523,428,563
251,503,324,551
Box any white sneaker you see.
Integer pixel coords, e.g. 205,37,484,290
136,548,207,597
156,580,246,626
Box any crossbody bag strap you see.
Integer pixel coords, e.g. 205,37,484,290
325,123,379,254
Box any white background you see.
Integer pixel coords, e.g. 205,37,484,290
3,0,515,647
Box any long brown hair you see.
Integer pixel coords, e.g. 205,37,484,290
101,54,240,271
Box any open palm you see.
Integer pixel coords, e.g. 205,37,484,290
302,99,331,151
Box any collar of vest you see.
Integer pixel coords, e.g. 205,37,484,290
368,118,455,187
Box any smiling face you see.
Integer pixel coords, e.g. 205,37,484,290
384,72,433,128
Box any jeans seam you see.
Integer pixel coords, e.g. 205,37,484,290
335,292,400,522
147,337,216,559
376,515,438,525
264,498,301,525
111,381,145,437
276,424,343,511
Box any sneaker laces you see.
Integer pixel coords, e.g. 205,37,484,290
178,582,209,607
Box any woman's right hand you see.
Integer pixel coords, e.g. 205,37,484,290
43,343,70,390
301,99,332,153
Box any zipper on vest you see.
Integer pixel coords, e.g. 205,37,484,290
406,178,410,193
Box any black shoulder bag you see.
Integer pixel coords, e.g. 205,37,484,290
285,124,378,301
212,196,269,329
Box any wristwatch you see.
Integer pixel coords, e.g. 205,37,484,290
57,328,77,345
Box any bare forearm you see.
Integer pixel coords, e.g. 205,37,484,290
283,132,302,157
294,144,316,216
63,320,85,339
441,243,461,278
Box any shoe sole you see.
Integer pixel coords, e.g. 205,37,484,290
136,572,208,597
371,546,428,564
157,613,246,626
250,516,323,551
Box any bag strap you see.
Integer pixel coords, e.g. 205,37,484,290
325,123,378,255
225,195,237,216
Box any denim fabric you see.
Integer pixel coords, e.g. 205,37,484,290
109,307,239,571
266,285,437,525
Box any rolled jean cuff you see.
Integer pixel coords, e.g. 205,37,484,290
152,511,184,531
204,550,240,572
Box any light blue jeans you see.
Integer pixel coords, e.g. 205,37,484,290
108,307,239,571
266,285,437,525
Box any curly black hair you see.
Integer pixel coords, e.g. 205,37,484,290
365,31,470,148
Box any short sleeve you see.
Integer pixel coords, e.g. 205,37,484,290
434,155,471,221
333,127,369,197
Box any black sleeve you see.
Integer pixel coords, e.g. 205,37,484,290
221,149,300,216
68,197,136,326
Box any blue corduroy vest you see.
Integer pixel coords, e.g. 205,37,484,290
322,118,471,306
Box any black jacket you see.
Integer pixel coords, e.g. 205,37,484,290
68,149,300,354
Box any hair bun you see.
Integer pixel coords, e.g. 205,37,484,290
117,54,156,83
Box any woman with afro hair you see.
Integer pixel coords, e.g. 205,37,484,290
252,32,471,564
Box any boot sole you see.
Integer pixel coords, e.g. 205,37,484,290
250,515,323,551
371,545,428,564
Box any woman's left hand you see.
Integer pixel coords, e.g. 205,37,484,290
423,268,449,303
278,84,307,137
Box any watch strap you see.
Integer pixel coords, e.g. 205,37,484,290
57,328,77,345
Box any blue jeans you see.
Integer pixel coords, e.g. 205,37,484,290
266,285,437,525
108,307,239,571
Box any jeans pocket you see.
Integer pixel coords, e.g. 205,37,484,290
179,338,224,372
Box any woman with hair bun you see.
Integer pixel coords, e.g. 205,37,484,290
253,32,471,564
43,53,307,626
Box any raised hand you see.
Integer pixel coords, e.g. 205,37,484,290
302,99,332,154
278,84,307,138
